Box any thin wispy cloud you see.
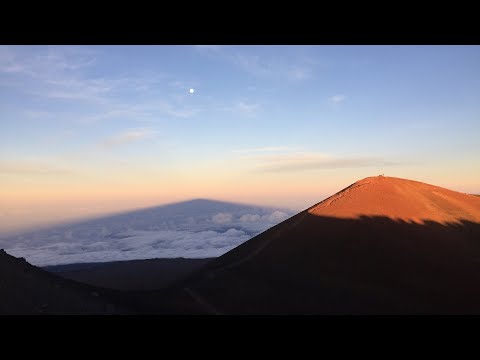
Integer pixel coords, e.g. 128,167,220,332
41,130,75,145
0,46,18,72
23,103,159,125
329,94,346,104
169,80,187,90
288,66,311,81
235,101,259,115
159,101,201,118
232,146,299,154
232,53,313,81
78,104,159,124
0,46,117,104
234,54,271,77
23,109,54,119
194,45,222,50
129,73,168,92
168,79,199,92
44,78,115,102
0,47,236,127
0,46,96,77
222,100,259,116
194,46,314,82
0,47,170,106
243,151,398,172
101,128,156,148
0,160,74,176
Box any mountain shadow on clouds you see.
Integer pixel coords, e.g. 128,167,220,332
1,199,294,266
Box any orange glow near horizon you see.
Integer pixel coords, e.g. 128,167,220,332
2,163,479,236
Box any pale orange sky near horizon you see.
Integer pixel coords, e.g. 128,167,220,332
2,166,479,236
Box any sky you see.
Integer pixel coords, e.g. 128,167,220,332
1,45,480,235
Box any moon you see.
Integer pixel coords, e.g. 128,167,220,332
189,88,195,94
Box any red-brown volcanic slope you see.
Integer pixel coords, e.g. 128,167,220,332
162,176,480,315
308,176,480,224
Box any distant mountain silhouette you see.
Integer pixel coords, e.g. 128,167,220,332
154,176,480,314
4,198,286,237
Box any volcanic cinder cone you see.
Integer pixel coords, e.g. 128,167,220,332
173,176,480,314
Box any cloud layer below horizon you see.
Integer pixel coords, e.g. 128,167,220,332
0,200,293,266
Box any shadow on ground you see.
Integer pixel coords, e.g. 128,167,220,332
147,214,480,315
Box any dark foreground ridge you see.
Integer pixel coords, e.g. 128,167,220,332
0,249,137,314
46,258,213,291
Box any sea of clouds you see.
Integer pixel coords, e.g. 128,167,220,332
0,199,294,266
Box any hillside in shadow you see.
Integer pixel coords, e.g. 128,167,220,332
147,213,480,315
48,258,213,291
0,249,137,314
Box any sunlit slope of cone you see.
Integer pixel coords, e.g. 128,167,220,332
308,176,480,224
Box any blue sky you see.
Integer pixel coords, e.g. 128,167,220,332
1,45,480,234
